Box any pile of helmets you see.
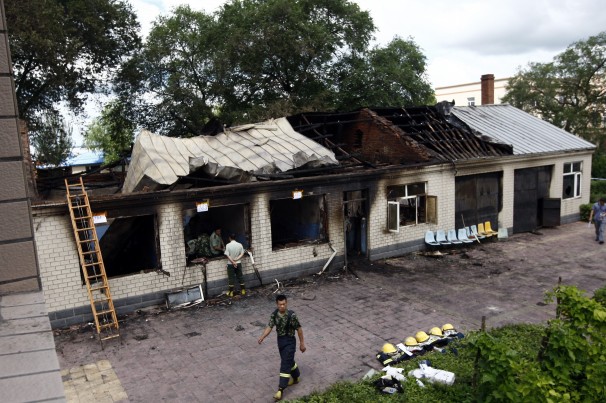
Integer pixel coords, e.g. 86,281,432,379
376,324,464,366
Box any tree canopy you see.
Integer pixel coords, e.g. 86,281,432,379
5,0,141,127
332,37,435,111
126,0,434,137
84,100,135,164
503,31,606,146
30,112,73,166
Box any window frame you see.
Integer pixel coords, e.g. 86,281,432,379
562,161,582,199
386,183,436,232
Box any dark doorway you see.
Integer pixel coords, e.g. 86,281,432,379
513,166,553,233
343,190,368,258
455,172,502,230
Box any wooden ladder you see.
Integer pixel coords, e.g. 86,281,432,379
65,177,120,346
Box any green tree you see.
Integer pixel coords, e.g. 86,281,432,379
503,32,606,148
129,5,221,137
131,0,434,136
5,0,141,128
332,37,436,110
216,0,375,122
31,112,74,166
84,100,135,164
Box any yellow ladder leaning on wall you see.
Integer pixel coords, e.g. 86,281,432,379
65,177,120,346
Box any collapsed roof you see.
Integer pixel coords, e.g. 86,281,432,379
288,106,513,165
121,104,592,195
123,117,338,193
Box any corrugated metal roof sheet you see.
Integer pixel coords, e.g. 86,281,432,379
451,104,595,155
123,117,338,193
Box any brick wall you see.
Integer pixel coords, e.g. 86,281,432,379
367,164,455,258
342,110,430,165
33,151,593,325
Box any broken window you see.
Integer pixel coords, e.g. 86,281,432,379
183,204,250,264
562,162,582,199
94,215,160,278
387,183,437,232
270,195,328,249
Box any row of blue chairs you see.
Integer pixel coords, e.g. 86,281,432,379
425,223,499,247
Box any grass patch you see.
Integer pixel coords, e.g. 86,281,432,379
288,324,545,403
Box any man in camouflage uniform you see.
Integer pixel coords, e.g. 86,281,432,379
258,294,306,401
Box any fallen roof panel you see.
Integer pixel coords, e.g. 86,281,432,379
122,117,338,193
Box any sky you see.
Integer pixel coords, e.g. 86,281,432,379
71,0,606,146
131,0,606,87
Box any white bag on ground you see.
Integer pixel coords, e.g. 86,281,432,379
408,362,455,386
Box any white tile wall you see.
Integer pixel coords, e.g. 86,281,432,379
33,152,593,313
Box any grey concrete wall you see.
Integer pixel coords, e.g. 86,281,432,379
0,1,40,294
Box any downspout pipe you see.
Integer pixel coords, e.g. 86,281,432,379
317,243,337,275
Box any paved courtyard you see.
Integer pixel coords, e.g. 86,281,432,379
53,221,606,402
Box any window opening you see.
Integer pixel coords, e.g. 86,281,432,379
387,183,436,232
562,161,582,199
94,214,160,278
183,204,250,264
353,130,363,148
270,195,328,249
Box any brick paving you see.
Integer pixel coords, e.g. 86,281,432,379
53,221,606,402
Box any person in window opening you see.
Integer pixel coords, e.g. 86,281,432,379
258,294,306,401
588,197,606,244
209,227,225,256
224,233,246,296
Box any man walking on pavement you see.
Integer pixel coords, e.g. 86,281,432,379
224,233,246,296
588,197,606,244
258,294,306,401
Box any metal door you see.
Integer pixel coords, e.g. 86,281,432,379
455,172,501,230
513,166,553,233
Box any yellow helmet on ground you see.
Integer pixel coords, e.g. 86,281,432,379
382,343,397,354
429,327,443,336
404,337,418,346
442,323,455,332
415,331,429,343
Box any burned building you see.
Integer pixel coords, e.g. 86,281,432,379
30,104,594,328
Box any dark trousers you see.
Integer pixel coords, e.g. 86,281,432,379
277,335,300,389
226,263,244,287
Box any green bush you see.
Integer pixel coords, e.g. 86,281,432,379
580,203,592,221
594,285,606,307
590,179,606,203
591,151,606,179
290,285,606,403
474,286,606,402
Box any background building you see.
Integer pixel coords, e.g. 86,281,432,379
435,74,509,106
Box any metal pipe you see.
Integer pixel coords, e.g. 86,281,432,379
317,243,337,275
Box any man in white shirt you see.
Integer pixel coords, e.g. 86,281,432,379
225,233,246,296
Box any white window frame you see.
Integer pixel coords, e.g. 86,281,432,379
387,183,436,232
467,97,475,106
562,162,582,199
388,201,400,233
